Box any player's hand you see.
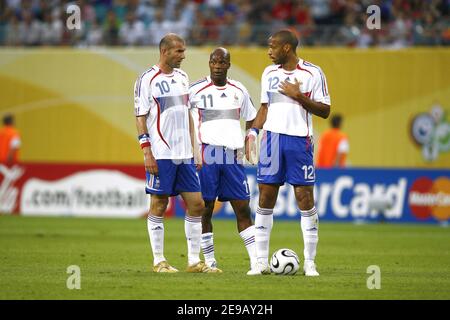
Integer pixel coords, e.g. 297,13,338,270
194,151,203,171
236,148,244,161
245,131,258,165
279,78,302,99
144,152,158,175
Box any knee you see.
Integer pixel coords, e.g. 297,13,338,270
187,198,205,216
150,198,169,216
234,203,251,221
258,192,277,209
295,187,314,210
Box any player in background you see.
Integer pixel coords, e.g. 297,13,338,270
246,30,331,276
189,48,258,274
134,33,212,273
0,114,21,166
316,113,349,168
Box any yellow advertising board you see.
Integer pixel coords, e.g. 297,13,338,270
0,48,448,167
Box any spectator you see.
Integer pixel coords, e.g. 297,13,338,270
5,12,21,46
40,10,63,45
119,12,145,45
336,12,360,46
162,7,189,40
85,17,104,46
388,10,413,48
103,10,120,46
147,8,170,45
136,0,156,26
0,114,21,166
316,114,349,168
19,11,42,46
219,12,239,45
0,0,448,47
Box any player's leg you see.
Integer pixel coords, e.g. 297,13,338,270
230,199,256,271
145,160,178,273
176,159,212,273
202,200,215,233
201,200,221,271
249,131,284,275
219,151,256,272
285,136,319,276
180,191,213,273
147,194,178,273
248,183,280,275
294,185,319,276
197,153,221,271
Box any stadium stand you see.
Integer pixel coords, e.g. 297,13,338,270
0,0,448,47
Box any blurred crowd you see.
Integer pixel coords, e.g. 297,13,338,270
1,0,449,48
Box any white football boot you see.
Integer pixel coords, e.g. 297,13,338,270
247,261,271,276
303,260,319,277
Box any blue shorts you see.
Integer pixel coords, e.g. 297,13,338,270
257,131,315,186
145,158,201,196
199,144,250,202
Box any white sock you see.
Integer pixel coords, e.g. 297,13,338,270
147,214,165,266
239,225,256,268
201,232,216,267
185,215,202,266
300,207,319,262
255,206,273,266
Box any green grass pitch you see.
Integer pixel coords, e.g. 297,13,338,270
0,215,449,300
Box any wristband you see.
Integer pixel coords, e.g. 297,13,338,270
246,128,259,138
138,133,151,149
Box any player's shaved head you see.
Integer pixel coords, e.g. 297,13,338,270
210,47,230,62
159,33,185,51
209,47,231,86
271,30,298,53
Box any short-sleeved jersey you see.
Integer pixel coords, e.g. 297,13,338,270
134,65,192,160
189,76,257,150
316,128,349,168
0,126,21,164
260,59,331,137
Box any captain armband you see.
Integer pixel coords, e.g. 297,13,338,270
138,133,151,149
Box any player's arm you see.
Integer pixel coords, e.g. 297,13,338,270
251,103,268,129
245,119,254,131
279,78,330,119
188,111,202,170
136,115,158,175
245,104,267,164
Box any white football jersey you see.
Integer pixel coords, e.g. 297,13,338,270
261,59,331,137
134,65,192,160
189,76,257,150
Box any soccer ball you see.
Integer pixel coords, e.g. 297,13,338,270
270,248,300,275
